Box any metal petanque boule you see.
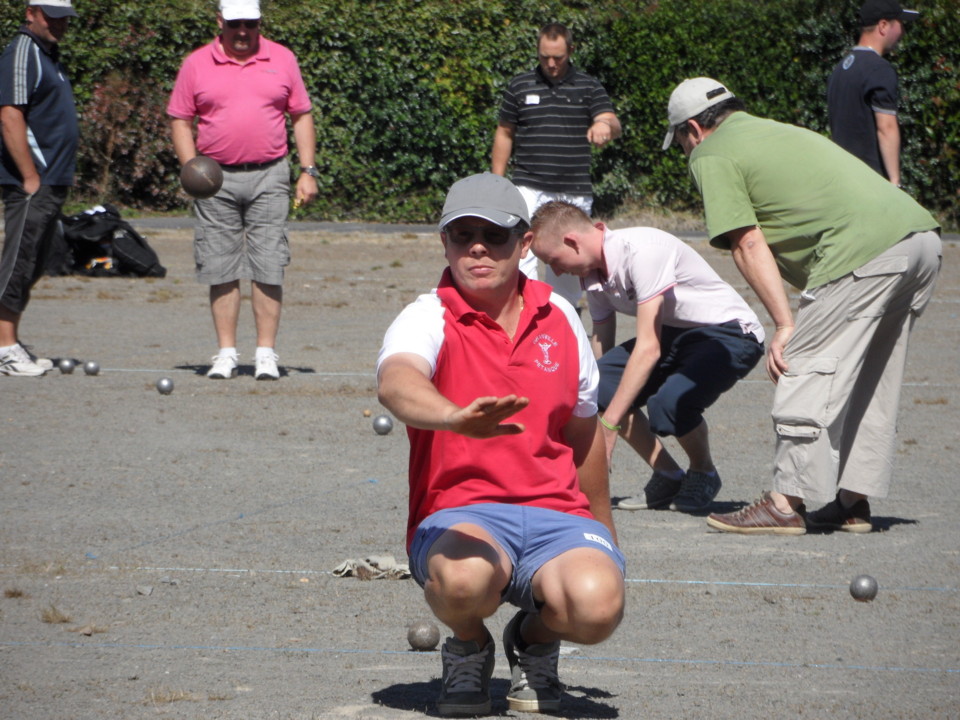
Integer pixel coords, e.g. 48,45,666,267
407,620,440,651
850,574,879,602
373,414,394,435
58,358,76,374
83,360,100,376
156,377,174,395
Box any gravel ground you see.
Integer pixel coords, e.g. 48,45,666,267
0,223,957,719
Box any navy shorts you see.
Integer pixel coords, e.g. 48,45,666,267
598,322,763,438
410,504,626,614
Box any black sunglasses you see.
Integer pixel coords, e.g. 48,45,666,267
226,19,260,29
444,225,515,246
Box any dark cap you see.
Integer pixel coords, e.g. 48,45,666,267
860,0,919,25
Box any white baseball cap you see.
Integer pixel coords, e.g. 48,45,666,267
220,0,260,21
439,173,529,231
662,77,736,150
28,0,78,18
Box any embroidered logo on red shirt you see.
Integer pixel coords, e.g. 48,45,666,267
533,333,560,373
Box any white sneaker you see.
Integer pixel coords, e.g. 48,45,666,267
207,353,238,379
255,351,279,381
0,345,47,376
18,343,54,370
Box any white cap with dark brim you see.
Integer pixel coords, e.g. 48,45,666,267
439,173,530,231
662,77,735,150
28,0,78,18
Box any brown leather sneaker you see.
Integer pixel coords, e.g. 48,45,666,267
806,495,872,533
707,492,806,535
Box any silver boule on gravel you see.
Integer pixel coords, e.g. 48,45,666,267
156,377,174,395
58,358,76,374
850,574,879,602
373,414,394,435
407,620,440,651
83,360,100,376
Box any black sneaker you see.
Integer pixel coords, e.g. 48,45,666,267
436,632,495,717
616,470,683,510
806,495,872,533
670,470,722,512
503,610,562,713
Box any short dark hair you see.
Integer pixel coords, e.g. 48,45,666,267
539,23,574,51
675,97,746,139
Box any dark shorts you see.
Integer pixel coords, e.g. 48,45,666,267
0,185,69,314
409,504,626,614
598,321,763,438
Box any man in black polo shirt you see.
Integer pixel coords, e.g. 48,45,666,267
0,0,79,377
827,0,919,185
491,23,621,309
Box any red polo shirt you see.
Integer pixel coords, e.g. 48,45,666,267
378,270,599,550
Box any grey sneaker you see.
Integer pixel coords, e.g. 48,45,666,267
616,470,683,510
503,610,562,713
0,345,47,376
207,353,238,379
436,633,495,717
670,470,722,512
17,343,53,370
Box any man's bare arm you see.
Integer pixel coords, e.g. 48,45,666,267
378,353,529,438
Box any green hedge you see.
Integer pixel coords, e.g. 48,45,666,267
1,0,956,226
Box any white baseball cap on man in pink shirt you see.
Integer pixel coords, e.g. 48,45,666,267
220,0,260,20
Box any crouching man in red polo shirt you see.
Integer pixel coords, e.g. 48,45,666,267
377,173,625,716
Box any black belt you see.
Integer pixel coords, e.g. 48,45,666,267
220,157,284,172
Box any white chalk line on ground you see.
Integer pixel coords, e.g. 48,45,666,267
81,368,371,377
43,367,960,389
1,640,956,675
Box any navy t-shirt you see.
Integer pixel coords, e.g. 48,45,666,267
0,27,78,186
826,47,898,178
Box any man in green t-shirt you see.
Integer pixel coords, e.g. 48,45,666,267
661,77,941,536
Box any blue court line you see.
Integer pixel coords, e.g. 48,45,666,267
625,578,959,593
2,640,956,675
67,566,953,594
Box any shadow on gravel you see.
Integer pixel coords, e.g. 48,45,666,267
371,678,619,717
806,516,918,533
610,498,748,517
175,363,316,377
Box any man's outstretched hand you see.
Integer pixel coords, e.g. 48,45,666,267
446,395,530,438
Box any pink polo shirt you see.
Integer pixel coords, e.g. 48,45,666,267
167,36,311,165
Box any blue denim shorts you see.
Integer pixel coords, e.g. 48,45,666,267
409,503,626,613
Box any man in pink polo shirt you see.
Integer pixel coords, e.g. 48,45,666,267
377,173,624,716
167,0,318,381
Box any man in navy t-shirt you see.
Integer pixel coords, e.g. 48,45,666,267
0,1,79,376
827,0,919,185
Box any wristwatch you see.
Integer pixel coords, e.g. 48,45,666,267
300,165,320,178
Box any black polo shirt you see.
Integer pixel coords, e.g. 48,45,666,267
499,64,614,196
826,47,898,178
0,27,78,186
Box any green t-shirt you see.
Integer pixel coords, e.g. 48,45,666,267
690,112,939,290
